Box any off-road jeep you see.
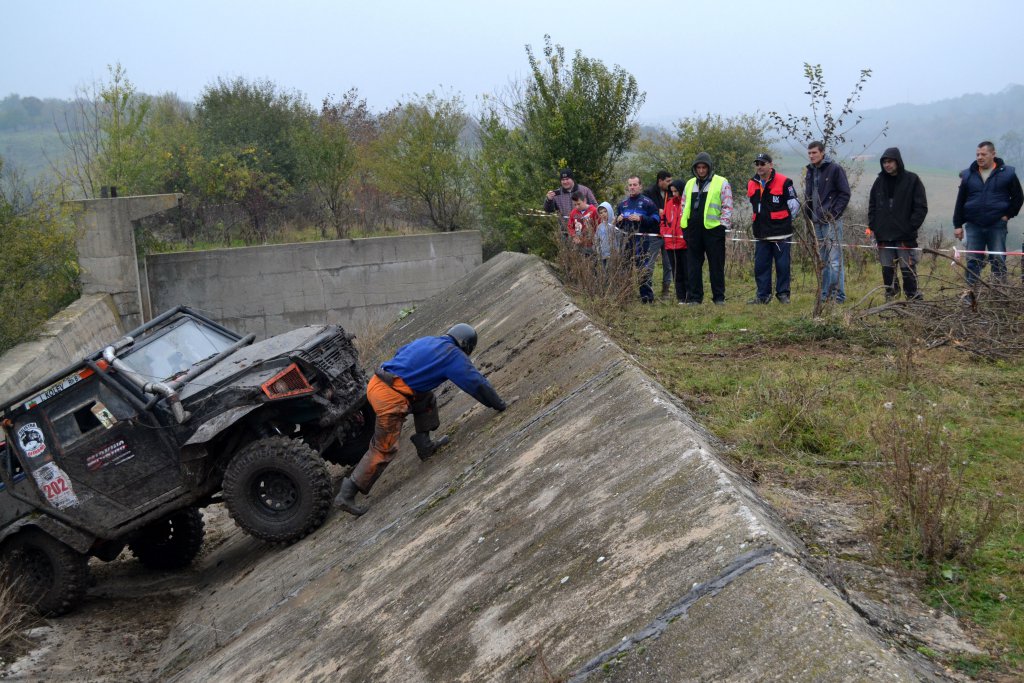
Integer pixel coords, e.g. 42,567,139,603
0,307,374,615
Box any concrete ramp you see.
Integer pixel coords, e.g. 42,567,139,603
155,253,917,681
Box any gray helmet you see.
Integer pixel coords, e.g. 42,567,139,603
446,323,477,355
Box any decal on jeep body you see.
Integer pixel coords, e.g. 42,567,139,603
17,422,46,458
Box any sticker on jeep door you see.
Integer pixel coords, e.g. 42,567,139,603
16,422,46,458
22,367,96,410
86,439,135,471
32,461,79,509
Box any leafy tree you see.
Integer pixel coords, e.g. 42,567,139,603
521,36,644,192
296,96,358,238
0,157,79,353
54,63,155,197
193,77,313,186
320,89,386,234
478,35,644,254
373,92,473,232
632,113,773,193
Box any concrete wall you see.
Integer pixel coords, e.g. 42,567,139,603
68,194,182,331
145,231,482,339
0,294,123,404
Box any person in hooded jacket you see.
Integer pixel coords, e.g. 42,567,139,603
334,323,507,516
660,179,689,303
868,147,928,300
595,201,619,267
681,153,733,305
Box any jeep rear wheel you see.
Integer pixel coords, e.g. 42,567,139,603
128,507,205,570
2,529,90,616
223,436,332,544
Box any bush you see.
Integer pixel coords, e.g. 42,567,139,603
0,162,80,354
871,402,1004,570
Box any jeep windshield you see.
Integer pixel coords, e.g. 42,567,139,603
119,317,237,382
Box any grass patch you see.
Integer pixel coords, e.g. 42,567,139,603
581,261,1024,676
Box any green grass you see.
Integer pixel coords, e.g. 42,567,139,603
579,261,1024,676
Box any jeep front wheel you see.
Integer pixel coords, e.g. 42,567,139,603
222,436,332,544
1,529,90,616
128,507,205,570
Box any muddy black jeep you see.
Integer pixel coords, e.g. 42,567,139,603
0,307,373,615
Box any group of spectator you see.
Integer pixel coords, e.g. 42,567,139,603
545,140,1023,306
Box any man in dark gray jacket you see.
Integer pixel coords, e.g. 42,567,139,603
868,147,928,300
804,141,851,303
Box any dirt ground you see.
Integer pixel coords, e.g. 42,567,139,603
0,504,239,682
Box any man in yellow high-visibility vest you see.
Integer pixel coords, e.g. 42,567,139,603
681,152,733,305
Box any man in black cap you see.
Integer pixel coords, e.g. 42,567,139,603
747,153,799,304
544,168,597,236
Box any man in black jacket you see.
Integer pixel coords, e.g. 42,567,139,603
644,170,673,296
867,147,928,300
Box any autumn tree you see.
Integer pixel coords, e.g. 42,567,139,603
373,92,473,232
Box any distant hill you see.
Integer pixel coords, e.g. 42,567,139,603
847,84,1024,173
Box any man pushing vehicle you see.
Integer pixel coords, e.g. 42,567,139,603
334,323,507,516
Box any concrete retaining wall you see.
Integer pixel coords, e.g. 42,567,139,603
145,231,482,339
0,294,123,404
68,194,182,331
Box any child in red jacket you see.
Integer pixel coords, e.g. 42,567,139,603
660,179,689,303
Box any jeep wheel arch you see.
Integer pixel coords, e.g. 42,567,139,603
128,506,205,570
1,528,90,616
222,436,332,544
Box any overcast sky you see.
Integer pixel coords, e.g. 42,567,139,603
4,0,1022,125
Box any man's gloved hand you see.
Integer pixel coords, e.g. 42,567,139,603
475,384,506,412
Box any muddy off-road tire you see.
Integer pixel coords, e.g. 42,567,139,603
222,436,332,544
1,529,90,616
128,507,205,570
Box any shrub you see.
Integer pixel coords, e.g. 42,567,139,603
871,402,1004,570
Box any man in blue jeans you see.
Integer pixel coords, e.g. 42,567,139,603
952,141,1023,285
747,153,799,304
804,141,851,303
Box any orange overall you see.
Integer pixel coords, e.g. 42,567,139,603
349,374,415,493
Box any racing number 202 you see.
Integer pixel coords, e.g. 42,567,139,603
43,478,69,499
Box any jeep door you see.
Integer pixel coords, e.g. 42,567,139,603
14,372,183,529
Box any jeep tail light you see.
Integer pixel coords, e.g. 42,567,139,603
261,363,314,399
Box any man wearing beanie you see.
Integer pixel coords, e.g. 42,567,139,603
544,168,597,235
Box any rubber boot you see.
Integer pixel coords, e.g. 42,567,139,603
881,265,898,301
411,432,450,461
334,477,366,516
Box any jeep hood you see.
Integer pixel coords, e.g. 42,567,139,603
177,325,331,401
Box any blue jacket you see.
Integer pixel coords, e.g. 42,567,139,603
952,158,1024,228
615,194,660,235
381,335,502,408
